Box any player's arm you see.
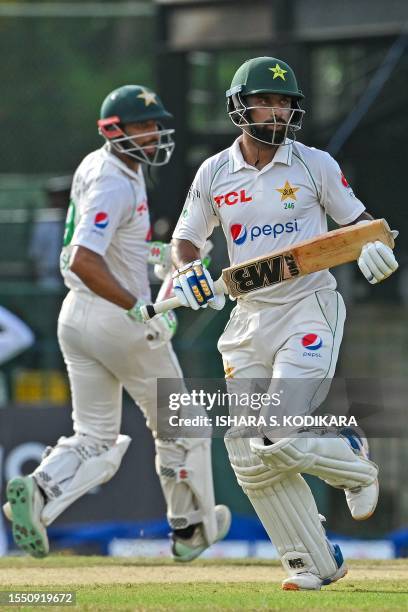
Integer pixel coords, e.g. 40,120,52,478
322,156,398,285
344,211,374,225
70,245,176,345
70,246,136,310
68,182,152,322
172,238,200,268
170,164,225,311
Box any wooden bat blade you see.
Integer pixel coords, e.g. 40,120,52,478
223,219,394,298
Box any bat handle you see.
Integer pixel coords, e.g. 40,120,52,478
140,276,227,321
141,296,182,320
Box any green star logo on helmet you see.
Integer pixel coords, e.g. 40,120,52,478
269,63,287,80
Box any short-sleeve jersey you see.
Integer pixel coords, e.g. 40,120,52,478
60,146,152,302
173,138,365,304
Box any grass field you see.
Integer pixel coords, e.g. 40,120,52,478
0,557,407,611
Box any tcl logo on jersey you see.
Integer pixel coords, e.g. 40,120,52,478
230,220,300,245
302,333,323,357
214,190,252,208
94,212,109,229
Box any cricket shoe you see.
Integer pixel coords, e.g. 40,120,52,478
282,543,348,591
6,476,49,558
2,501,11,521
172,504,231,562
340,427,379,520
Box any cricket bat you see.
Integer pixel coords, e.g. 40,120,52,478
141,219,394,321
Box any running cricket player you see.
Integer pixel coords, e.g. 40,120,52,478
4,85,230,559
171,57,399,590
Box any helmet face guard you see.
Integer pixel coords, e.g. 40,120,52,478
227,91,305,146
98,116,175,166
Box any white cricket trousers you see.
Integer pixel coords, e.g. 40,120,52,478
218,289,346,417
58,290,183,442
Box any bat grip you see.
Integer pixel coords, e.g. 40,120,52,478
141,296,182,320
140,276,227,321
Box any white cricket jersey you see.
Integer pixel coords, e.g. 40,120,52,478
60,145,152,302
173,137,366,304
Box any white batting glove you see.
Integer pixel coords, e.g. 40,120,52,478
127,300,146,323
173,260,225,311
358,241,398,284
145,310,178,349
148,241,172,280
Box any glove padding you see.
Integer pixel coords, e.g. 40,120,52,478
358,240,398,284
173,259,225,311
145,310,178,349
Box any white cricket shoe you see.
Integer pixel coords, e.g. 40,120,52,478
282,543,348,591
340,427,379,520
6,476,49,558
172,504,231,562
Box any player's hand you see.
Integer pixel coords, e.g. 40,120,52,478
127,300,147,323
172,260,225,311
148,241,172,280
358,241,398,284
145,310,177,349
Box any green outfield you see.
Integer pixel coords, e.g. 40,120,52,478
0,557,407,611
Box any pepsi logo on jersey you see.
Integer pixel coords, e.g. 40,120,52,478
340,172,349,188
340,171,355,197
94,212,109,229
230,220,300,245
301,333,323,358
214,190,252,208
230,224,248,245
136,201,148,215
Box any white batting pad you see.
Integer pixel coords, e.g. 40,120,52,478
155,437,217,544
250,433,378,489
35,434,131,526
225,432,340,579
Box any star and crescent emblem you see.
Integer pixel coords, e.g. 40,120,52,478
269,63,287,80
276,180,300,201
137,89,157,106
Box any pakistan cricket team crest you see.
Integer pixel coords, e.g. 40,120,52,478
269,63,287,80
276,180,300,202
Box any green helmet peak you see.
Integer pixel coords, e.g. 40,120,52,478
226,56,304,100
100,84,173,124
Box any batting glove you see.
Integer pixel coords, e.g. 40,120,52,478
358,240,399,284
173,260,225,311
145,310,178,349
127,300,147,323
148,241,172,280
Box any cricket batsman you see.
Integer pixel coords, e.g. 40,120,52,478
170,57,399,589
4,85,230,559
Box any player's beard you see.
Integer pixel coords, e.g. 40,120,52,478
142,139,159,159
250,122,287,145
